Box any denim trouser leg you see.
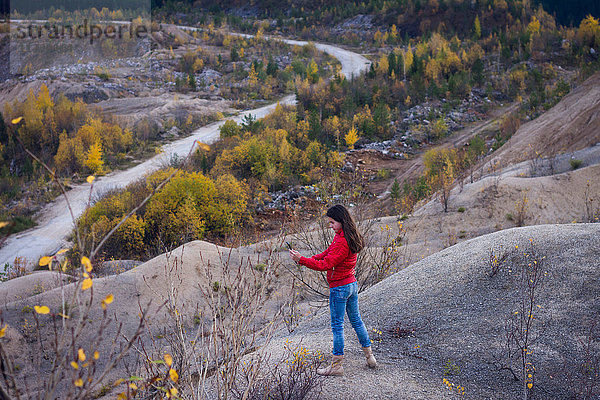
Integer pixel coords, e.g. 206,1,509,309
329,282,371,355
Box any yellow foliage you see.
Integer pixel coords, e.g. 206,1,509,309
78,348,86,362
578,15,600,47
81,256,92,272
255,26,264,41
169,368,179,382
35,84,54,111
374,30,383,44
82,278,93,290
34,305,50,314
142,171,249,247
390,24,398,41
466,43,485,64
327,150,345,169
101,294,114,310
192,58,204,72
428,32,447,56
85,142,105,174
403,46,414,73
39,256,53,267
345,125,359,150
425,57,442,82
527,16,541,36
378,55,389,75
441,51,462,75
424,148,458,178
54,132,85,175
164,353,173,366
307,59,319,82
248,63,258,87
415,42,428,58
474,15,481,39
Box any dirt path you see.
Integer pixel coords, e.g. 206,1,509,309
0,35,370,269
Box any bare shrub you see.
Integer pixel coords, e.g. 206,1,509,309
128,237,293,399
562,321,600,400
495,240,547,399
488,245,514,277
583,180,600,223
234,341,324,400
513,192,530,227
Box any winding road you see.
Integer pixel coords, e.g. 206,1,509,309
0,33,370,268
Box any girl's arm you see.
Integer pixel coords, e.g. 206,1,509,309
312,248,329,260
290,240,331,262
299,240,349,272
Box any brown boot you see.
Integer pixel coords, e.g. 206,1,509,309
362,347,378,368
317,354,344,376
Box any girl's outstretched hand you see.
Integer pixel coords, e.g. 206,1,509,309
289,249,301,263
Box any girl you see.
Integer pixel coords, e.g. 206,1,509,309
289,204,377,376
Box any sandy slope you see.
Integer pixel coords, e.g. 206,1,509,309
396,153,600,261
0,239,276,396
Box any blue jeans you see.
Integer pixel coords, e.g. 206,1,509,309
329,281,371,355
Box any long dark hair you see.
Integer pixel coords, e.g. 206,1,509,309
327,204,365,254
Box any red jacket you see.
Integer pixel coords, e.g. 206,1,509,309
299,230,357,288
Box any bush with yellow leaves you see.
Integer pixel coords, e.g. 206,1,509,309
76,169,251,260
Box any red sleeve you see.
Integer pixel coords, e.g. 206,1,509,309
299,238,349,272
312,248,329,260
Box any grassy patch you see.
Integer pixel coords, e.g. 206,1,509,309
0,216,36,235
569,159,583,170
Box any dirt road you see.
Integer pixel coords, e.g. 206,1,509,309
0,35,370,268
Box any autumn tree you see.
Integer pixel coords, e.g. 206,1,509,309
85,141,105,175
424,148,457,212
577,14,600,48
465,134,486,183
307,59,319,83
473,15,482,40
248,62,259,88
403,46,413,81
345,125,359,150
54,132,85,175
377,55,389,76
431,118,449,139
219,119,241,138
